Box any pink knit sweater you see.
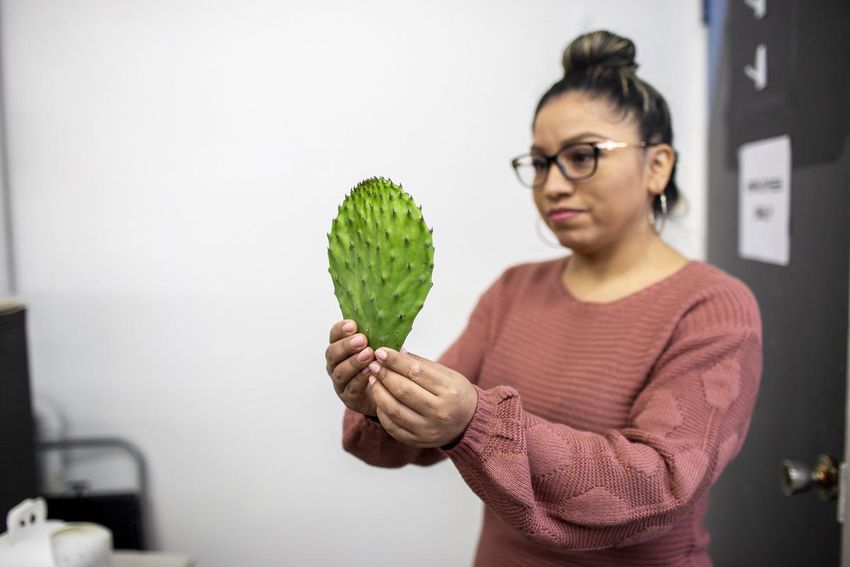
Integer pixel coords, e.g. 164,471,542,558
342,256,762,566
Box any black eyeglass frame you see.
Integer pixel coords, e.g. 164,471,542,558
510,140,660,189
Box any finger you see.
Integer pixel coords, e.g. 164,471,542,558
342,368,372,398
374,405,419,446
400,346,422,360
326,330,369,369
329,319,357,343
399,347,427,362
372,392,439,449
329,346,375,394
373,348,445,395
370,377,427,432
375,407,425,446
368,361,437,416
400,348,428,366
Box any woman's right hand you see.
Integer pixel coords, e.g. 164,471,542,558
325,320,378,417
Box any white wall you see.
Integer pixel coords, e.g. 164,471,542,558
0,55,11,296
2,1,706,564
0,160,10,295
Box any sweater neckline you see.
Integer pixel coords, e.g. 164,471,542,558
555,255,697,307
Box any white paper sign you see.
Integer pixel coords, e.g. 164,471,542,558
738,135,791,266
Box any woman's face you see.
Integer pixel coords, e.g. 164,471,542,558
531,90,660,255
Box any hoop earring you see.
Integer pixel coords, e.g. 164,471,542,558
535,217,563,249
650,193,668,233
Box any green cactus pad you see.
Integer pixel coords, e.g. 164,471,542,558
328,177,434,351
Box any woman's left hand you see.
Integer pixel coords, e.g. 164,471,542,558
367,348,478,448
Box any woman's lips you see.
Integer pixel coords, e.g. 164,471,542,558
548,209,585,223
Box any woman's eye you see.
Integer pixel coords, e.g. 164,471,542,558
531,158,548,171
567,150,594,164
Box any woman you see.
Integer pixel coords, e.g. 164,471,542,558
324,30,762,566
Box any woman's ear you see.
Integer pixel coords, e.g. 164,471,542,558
646,144,676,195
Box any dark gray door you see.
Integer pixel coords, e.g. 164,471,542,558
705,0,850,564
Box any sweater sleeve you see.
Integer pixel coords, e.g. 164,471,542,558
341,273,502,467
444,286,763,551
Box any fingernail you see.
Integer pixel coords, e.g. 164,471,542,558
368,375,376,386
350,335,366,348
356,348,371,362
375,348,387,361
400,347,408,354
368,361,381,374
343,321,355,333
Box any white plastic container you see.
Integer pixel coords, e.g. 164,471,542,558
0,498,112,567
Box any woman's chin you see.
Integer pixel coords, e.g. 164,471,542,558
549,227,588,251
554,232,604,255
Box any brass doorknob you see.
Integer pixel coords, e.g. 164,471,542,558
781,454,839,500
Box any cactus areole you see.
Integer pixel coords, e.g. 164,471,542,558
327,177,434,351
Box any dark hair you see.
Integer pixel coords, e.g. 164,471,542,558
534,30,679,216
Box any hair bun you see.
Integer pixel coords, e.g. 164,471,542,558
561,30,638,75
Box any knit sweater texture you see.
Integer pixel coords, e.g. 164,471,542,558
342,256,763,566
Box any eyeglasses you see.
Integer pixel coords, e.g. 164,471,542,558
510,140,657,190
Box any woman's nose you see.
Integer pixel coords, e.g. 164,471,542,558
540,162,575,198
